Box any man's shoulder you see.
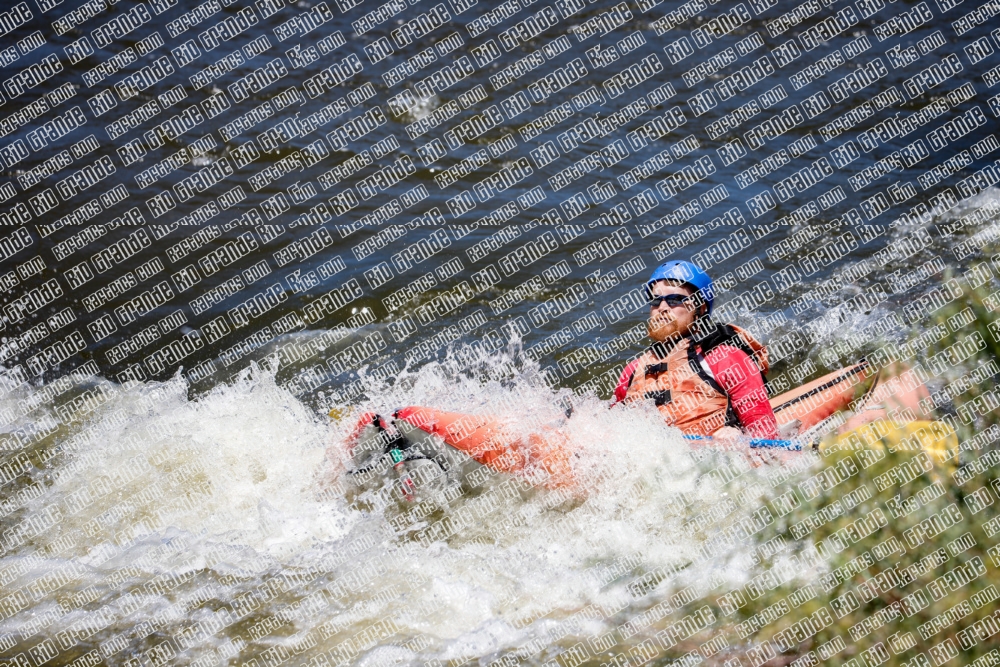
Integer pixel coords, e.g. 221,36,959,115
699,322,765,355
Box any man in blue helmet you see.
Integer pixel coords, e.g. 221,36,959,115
612,260,780,439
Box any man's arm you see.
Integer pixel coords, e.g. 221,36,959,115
706,345,779,438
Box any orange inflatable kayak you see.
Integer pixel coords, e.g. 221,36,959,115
340,407,577,494
391,406,576,490
392,364,870,480
341,363,874,495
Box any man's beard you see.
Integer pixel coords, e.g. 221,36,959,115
648,315,681,342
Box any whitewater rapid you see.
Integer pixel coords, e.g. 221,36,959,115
0,351,813,665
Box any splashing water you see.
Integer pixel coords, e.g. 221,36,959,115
397,90,440,124
0,348,818,665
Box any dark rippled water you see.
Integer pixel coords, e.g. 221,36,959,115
0,0,995,395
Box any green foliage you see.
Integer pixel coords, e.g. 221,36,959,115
711,271,1000,666
917,265,1000,441
730,443,998,666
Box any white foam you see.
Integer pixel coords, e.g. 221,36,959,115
0,353,786,663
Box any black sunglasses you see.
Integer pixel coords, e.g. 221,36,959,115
648,294,694,308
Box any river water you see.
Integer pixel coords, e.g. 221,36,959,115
1,0,1000,664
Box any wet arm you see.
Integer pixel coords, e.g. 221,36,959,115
708,345,778,439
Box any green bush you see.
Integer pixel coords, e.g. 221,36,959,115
709,270,1000,666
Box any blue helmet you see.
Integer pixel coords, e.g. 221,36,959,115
645,260,715,315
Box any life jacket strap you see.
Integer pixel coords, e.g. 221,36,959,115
643,390,672,406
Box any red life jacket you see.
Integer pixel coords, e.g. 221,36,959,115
621,323,769,436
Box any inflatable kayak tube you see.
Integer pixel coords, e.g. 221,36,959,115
339,363,877,497
769,361,871,434
340,412,462,504
390,406,577,490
